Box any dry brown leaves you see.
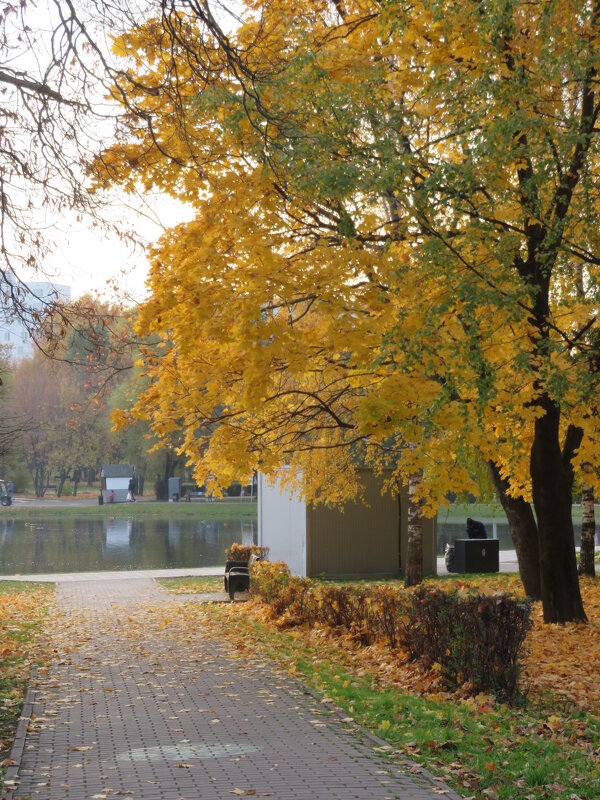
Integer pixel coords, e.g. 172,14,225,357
523,576,600,711
219,576,600,712
0,586,52,664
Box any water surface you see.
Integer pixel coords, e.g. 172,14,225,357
0,516,257,574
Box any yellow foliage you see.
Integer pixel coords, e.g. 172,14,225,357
100,0,600,517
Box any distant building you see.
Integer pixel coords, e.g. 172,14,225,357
0,281,71,362
100,465,135,504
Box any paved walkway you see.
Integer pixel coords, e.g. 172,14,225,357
0,568,224,583
3,578,461,800
0,549,522,583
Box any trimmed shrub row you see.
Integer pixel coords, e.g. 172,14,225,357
249,561,532,703
401,585,532,701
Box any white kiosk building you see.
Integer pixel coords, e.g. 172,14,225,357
100,465,135,503
257,469,437,579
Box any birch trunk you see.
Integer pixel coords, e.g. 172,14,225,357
405,470,423,587
579,479,596,577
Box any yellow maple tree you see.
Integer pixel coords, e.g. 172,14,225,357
98,0,600,622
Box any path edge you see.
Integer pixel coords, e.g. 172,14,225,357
2,665,39,800
298,677,464,800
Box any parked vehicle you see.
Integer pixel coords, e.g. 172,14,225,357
0,480,12,506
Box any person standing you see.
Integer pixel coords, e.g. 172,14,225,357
127,478,135,502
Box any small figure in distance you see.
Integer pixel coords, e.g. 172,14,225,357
466,517,487,539
127,478,135,502
6,478,14,498
109,489,115,503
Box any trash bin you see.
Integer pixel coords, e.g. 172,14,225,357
98,493,104,506
454,539,499,573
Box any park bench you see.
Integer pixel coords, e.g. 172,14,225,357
224,560,250,600
224,553,263,600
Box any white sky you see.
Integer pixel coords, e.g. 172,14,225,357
39,193,193,303
12,0,244,304
11,1,197,304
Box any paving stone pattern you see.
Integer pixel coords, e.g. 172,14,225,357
3,578,461,800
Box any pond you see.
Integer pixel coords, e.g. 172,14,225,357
0,516,257,574
437,516,597,555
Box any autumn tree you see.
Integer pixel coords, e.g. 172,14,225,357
98,0,600,621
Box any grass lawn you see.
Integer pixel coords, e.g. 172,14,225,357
0,581,53,780
194,573,600,800
158,575,224,593
441,501,588,525
3,501,257,521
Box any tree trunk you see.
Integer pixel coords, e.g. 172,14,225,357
530,404,586,622
33,467,41,498
579,478,596,577
164,449,176,482
56,469,67,497
33,466,47,498
488,460,541,599
72,468,80,497
405,471,423,587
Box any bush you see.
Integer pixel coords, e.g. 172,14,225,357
250,565,387,644
312,584,378,644
370,584,403,649
249,564,532,703
401,586,532,703
225,544,269,563
154,478,168,501
249,560,309,617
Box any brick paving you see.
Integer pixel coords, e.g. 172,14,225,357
2,578,462,800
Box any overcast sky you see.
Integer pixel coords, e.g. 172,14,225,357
38,192,192,303
11,1,198,304
11,1,247,304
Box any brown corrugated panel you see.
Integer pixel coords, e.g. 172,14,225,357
307,470,438,579
307,470,401,579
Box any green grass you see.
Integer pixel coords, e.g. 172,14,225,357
158,576,223,593
3,501,257,521
0,582,53,780
207,606,600,800
442,501,588,524
0,580,53,594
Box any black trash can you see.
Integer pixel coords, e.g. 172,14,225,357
454,539,499,573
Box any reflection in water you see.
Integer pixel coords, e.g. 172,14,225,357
0,519,14,544
0,516,257,574
105,518,133,549
241,520,254,546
